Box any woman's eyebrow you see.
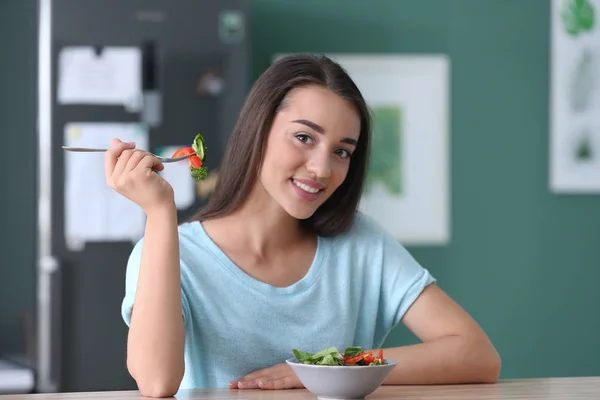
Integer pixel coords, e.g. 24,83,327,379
292,119,324,133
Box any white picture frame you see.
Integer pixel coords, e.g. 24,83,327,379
273,53,451,246
550,0,600,193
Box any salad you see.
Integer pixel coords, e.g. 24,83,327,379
171,133,208,181
292,346,386,366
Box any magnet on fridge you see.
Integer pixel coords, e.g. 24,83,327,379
219,10,245,44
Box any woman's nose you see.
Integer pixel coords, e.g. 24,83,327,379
306,151,331,179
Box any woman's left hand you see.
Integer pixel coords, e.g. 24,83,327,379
228,363,304,390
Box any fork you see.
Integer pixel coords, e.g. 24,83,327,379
61,146,194,163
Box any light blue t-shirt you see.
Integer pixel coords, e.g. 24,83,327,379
121,212,435,390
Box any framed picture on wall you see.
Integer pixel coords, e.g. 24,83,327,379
273,53,451,246
550,0,600,193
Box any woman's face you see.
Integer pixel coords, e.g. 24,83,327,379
258,85,361,220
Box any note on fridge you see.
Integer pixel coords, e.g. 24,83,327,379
155,146,196,210
63,123,148,251
57,46,142,110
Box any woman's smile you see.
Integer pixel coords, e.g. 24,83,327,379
290,178,325,202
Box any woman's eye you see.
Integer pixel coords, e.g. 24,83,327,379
336,148,351,159
295,133,313,144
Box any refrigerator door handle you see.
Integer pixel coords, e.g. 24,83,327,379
37,0,58,392
36,255,62,393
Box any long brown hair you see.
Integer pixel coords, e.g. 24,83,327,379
191,54,371,237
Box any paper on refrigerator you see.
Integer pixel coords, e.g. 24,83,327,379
57,46,142,110
63,123,148,251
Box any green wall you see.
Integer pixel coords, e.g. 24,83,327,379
251,0,600,379
0,0,38,356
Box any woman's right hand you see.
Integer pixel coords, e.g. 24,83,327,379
105,138,175,214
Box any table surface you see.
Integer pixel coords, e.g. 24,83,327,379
1,377,599,399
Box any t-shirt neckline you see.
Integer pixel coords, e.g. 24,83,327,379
190,221,327,297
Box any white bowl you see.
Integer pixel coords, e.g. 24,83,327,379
286,358,397,400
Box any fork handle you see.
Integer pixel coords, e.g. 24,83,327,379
62,146,108,152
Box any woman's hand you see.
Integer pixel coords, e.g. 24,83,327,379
228,363,304,390
104,138,175,215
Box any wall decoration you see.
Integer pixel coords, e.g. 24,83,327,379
550,0,600,193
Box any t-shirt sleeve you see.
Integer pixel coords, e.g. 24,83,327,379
379,229,436,327
353,213,436,337
120,237,192,329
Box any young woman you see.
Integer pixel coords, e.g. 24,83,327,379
105,54,501,398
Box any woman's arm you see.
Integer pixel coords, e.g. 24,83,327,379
382,284,501,385
230,284,500,390
126,205,186,397
104,140,186,397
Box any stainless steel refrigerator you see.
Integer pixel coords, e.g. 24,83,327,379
35,0,250,392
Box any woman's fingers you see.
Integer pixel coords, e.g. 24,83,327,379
258,375,301,390
230,368,270,389
104,139,122,183
102,137,174,213
136,153,165,173
232,364,302,390
104,138,135,184
124,149,148,172
237,380,260,389
111,148,136,181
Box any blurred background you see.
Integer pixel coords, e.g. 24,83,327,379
1,0,599,395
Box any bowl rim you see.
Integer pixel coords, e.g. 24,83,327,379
285,358,397,369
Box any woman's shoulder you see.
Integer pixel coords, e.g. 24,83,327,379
176,220,218,262
330,211,419,260
333,211,392,243
177,220,205,244
326,212,433,287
